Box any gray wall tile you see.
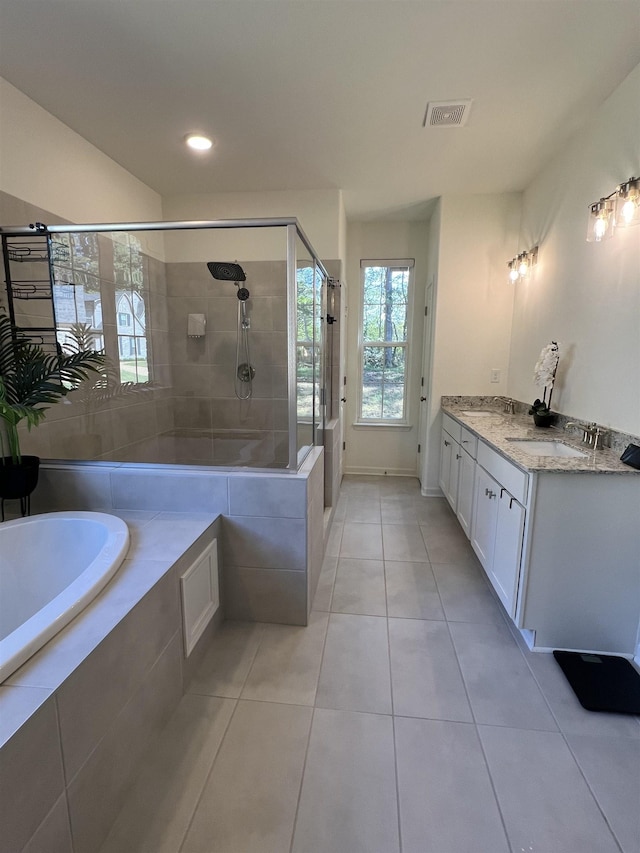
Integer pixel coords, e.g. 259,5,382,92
228,474,306,517
0,697,65,853
222,565,307,625
110,469,229,513
223,516,306,570
22,795,73,853
67,633,183,853
58,571,181,780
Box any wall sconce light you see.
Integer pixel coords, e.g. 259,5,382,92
615,177,640,228
587,198,616,242
507,246,538,283
587,176,639,241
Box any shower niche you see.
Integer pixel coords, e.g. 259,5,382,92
1,218,334,472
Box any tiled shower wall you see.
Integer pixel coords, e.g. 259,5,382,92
165,260,290,466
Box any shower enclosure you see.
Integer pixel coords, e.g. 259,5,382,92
0,218,331,471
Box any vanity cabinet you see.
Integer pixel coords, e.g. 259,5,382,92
441,408,639,655
456,429,477,537
471,450,526,617
439,415,477,537
439,413,461,509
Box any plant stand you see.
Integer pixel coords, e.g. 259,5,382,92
0,456,40,522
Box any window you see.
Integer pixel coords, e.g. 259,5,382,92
113,235,150,384
296,263,315,420
51,231,151,386
358,259,414,423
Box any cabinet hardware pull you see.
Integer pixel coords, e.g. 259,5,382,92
509,497,516,509
500,487,506,498
488,490,496,499
456,453,461,460
444,440,450,446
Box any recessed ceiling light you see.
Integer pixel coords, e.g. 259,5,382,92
185,133,213,151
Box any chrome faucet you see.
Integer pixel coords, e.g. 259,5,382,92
493,396,515,414
565,421,608,449
504,398,516,415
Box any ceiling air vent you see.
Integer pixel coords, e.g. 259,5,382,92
423,100,472,128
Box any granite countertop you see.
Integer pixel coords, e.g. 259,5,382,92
442,402,638,475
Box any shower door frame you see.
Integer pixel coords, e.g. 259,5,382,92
1,216,329,472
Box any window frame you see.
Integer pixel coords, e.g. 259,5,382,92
356,258,415,427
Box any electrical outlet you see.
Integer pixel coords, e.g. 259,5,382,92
490,369,501,383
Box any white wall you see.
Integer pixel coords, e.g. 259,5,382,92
0,78,162,227
344,220,429,476
162,190,345,262
423,192,521,493
508,63,640,435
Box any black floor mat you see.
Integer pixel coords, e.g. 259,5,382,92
553,651,640,714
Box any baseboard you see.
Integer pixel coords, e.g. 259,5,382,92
343,466,418,477
421,486,444,497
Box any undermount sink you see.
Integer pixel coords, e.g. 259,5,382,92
507,439,588,458
460,410,495,417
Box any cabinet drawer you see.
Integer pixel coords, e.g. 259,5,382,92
460,427,477,458
477,441,529,504
442,412,462,443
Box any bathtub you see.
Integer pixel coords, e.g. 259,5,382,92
0,511,129,682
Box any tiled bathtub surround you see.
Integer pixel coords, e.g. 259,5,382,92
443,395,639,458
0,512,221,853
29,447,325,626
0,451,325,853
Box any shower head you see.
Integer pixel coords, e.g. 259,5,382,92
207,261,246,282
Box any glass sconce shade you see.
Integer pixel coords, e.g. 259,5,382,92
586,198,615,242
517,252,530,277
508,260,519,282
615,178,640,227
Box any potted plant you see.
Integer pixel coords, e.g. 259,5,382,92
0,312,105,516
529,341,560,427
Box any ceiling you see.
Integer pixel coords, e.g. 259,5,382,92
1,1,639,221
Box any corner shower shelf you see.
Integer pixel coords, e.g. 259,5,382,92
9,282,54,300
2,229,66,355
6,239,69,263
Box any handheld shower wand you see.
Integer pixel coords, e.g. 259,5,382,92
207,262,254,399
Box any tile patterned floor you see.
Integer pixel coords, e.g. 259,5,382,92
100,476,640,853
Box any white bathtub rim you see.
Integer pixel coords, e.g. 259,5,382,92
0,511,130,684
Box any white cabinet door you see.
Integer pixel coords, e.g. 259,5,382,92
439,430,456,508
456,448,475,538
449,445,461,509
490,490,525,617
471,465,499,571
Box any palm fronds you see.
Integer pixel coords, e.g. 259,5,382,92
0,312,106,463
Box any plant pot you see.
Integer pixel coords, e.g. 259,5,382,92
0,456,40,500
533,412,555,428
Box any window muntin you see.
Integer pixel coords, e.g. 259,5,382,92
359,260,413,423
